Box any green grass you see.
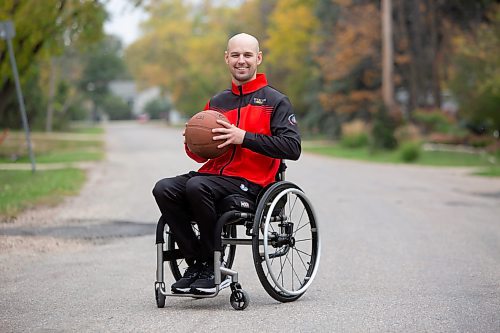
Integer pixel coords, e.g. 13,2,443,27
0,129,104,163
69,125,105,134
473,165,500,177
0,125,104,218
304,142,499,176
0,150,103,164
0,169,86,219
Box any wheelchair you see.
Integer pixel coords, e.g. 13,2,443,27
154,162,321,310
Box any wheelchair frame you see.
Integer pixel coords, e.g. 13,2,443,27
154,162,321,310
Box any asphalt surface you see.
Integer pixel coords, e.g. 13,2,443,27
1,121,499,332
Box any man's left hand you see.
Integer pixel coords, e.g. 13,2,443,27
212,120,246,148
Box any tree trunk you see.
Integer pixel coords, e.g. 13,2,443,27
382,0,394,111
46,57,57,132
429,0,441,108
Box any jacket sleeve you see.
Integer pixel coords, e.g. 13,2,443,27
242,97,301,160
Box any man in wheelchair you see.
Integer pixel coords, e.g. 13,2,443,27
152,33,301,295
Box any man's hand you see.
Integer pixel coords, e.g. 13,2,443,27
212,120,246,148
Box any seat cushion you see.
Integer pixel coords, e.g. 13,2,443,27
216,194,256,214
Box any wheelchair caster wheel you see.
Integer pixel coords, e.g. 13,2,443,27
230,289,249,310
155,285,166,308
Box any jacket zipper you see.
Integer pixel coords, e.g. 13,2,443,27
219,86,243,175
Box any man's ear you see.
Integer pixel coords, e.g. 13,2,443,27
224,51,229,64
257,51,263,65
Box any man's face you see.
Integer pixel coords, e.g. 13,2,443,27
225,38,262,85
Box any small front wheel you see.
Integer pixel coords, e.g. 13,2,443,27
155,285,166,308
230,289,249,310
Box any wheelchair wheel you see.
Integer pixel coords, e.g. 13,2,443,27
155,284,166,308
167,223,237,280
252,181,320,303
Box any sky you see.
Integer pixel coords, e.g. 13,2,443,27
104,0,148,47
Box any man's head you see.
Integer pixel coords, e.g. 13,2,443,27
225,33,262,86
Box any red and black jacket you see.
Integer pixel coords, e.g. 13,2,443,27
185,73,301,187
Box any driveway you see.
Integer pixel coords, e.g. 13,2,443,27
1,121,499,332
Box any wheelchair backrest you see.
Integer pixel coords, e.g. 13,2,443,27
276,160,287,181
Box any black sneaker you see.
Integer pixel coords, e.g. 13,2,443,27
190,264,216,294
190,264,232,294
171,262,203,293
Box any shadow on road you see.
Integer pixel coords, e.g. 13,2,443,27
0,220,156,240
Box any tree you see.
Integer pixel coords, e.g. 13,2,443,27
125,0,243,115
0,1,106,127
314,0,382,128
393,0,497,113
264,0,318,115
448,5,500,132
79,36,129,121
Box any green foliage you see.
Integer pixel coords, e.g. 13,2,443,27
79,37,127,97
413,109,453,134
371,105,398,150
1,67,45,129
399,141,421,162
100,95,132,121
264,0,318,114
0,1,107,123
448,6,500,132
340,132,369,149
144,98,172,120
125,0,231,114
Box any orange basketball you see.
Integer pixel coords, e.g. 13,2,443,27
185,110,231,159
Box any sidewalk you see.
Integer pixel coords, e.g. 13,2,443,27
0,161,98,171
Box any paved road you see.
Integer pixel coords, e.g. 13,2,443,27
1,122,499,332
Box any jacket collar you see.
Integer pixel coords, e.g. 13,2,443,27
231,73,268,95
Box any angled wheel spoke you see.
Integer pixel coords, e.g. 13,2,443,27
294,238,312,243
286,254,302,289
294,221,311,235
293,247,311,271
293,208,306,237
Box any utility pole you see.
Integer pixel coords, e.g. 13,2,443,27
382,0,394,110
0,20,36,173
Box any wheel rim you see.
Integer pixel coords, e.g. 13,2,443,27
262,188,321,296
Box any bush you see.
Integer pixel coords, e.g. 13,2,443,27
413,108,453,134
144,98,172,120
340,132,369,148
399,141,421,162
101,94,132,120
371,105,398,150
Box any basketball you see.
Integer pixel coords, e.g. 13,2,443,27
185,110,231,159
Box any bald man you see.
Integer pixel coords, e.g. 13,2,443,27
153,33,301,295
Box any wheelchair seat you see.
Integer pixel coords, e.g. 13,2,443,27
216,194,256,215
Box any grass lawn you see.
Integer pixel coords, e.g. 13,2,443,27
304,142,499,175
0,129,104,163
0,168,86,219
0,125,104,219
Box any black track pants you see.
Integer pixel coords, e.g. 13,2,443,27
152,172,261,263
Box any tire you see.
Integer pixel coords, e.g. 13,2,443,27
155,285,166,308
252,181,321,303
167,223,237,280
230,289,249,310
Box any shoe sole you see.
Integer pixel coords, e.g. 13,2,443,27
191,277,231,294
171,287,191,294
